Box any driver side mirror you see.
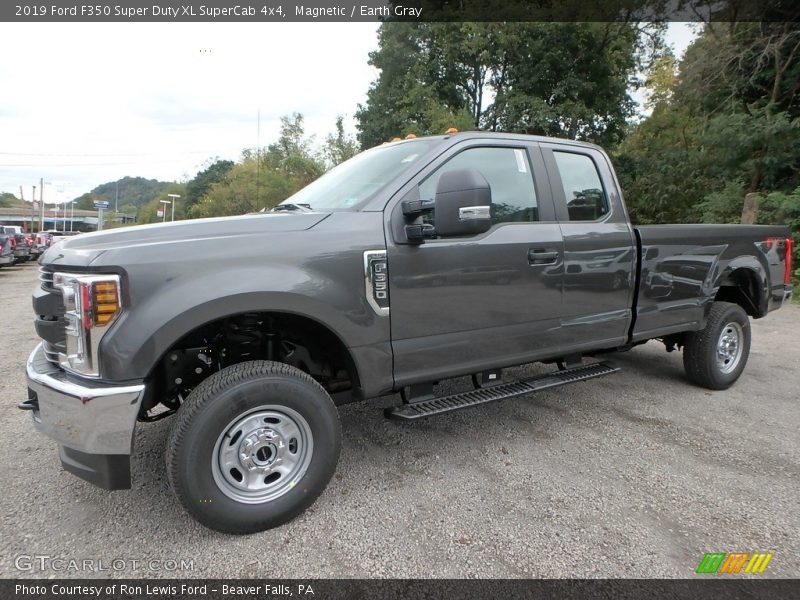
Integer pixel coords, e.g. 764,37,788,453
434,169,493,237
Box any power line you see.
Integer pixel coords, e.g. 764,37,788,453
0,158,210,167
0,150,220,157
1,162,148,167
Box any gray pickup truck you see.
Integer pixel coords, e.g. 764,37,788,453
23,132,793,534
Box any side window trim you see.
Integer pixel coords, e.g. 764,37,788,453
541,145,613,223
528,143,557,223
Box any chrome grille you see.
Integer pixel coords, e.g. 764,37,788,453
39,267,54,290
36,266,63,367
43,342,62,364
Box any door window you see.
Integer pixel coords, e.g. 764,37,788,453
420,147,539,225
553,151,609,221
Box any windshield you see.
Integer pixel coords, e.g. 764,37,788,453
279,139,438,211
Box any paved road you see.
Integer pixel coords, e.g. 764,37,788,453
1,262,797,578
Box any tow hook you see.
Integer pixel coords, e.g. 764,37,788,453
18,394,39,412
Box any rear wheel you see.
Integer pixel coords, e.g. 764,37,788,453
683,301,751,390
166,360,341,534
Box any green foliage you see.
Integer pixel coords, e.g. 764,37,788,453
614,104,708,224
617,22,800,235
184,159,235,216
758,187,800,279
643,53,677,111
697,181,748,224
490,22,648,146
324,116,360,166
136,183,188,224
191,114,326,218
189,156,297,219
700,109,800,192
675,22,800,118
356,22,662,148
0,192,21,208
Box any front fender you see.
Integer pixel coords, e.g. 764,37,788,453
99,263,387,383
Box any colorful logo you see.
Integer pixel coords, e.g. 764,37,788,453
696,552,773,574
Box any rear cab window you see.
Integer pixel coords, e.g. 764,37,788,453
552,151,609,222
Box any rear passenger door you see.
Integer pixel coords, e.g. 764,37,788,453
540,143,637,350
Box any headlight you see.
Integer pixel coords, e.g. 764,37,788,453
53,272,122,377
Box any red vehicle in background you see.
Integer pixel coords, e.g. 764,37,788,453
35,232,53,257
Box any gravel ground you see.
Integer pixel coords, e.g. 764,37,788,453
0,262,797,579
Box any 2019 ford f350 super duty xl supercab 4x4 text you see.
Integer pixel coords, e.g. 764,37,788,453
23,132,793,533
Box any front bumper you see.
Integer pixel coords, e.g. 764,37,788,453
25,343,145,490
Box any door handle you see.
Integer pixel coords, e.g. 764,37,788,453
528,248,559,265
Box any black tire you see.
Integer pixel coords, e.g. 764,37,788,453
683,301,751,390
166,360,341,534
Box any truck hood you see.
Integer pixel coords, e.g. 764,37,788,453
41,212,330,268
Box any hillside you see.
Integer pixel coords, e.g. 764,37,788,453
0,192,26,208
74,176,172,212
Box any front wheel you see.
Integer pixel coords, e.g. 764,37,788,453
166,361,341,534
683,301,751,390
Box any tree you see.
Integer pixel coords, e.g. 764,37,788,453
185,159,235,216
643,53,677,111
616,21,800,273
356,22,662,148
489,22,659,146
614,103,709,224
191,113,326,218
324,116,359,166
0,192,18,208
355,23,478,148
137,183,188,224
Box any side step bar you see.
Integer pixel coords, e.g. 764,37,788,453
385,361,619,421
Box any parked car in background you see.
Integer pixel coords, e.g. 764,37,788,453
26,234,43,260
0,226,31,263
35,232,54,256
0,234,14,267
43,229,79,248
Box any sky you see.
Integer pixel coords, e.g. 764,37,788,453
0,22,697,205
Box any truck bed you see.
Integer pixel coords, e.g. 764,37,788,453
631,224,792,342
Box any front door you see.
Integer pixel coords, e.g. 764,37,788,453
387,140,564,388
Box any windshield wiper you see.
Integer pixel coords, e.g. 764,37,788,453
269,203,313,213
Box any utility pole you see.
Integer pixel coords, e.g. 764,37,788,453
115,181,119,213
21,186,31,233
40,177,45,232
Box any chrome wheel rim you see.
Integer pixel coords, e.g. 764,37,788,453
212,406,313,504
716,322,744,375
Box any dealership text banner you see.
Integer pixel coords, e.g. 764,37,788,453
4,0,800,22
